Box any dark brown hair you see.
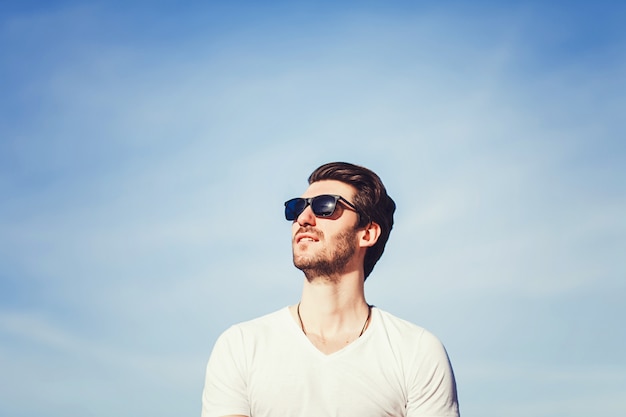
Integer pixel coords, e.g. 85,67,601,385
308,162,396,279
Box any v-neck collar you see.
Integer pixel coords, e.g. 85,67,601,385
283,306,377,359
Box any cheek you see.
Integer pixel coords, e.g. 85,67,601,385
331,228,359,245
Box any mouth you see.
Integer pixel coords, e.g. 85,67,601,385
295,233,319,244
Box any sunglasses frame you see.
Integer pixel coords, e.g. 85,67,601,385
284,194,359,221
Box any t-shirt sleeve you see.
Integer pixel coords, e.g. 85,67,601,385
405,330,460,417
201,326,250,417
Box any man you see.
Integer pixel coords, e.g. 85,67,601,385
202,162,459,417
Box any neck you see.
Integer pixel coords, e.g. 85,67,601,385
295,272,370,339
297,301,371,339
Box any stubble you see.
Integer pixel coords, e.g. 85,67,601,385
293,227,358,283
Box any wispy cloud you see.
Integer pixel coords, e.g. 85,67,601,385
1,2,625,417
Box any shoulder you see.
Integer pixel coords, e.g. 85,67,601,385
217,307,291,343
373,309,459,415
374,308,431,338
373,307,449,355
209,306,297,368
236,307,289,330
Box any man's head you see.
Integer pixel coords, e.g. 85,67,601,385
303,162,396,280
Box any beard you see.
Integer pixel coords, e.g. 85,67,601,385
293,227,358,283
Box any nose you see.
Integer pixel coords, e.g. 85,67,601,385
296,204,316,226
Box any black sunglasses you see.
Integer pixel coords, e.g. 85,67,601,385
284,194,358,221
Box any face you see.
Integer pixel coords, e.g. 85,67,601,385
290,180,361,282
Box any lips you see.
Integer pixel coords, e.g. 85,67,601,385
296,233,319,244
294,228,321,244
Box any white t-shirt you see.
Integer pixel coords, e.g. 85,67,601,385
202,307,459,417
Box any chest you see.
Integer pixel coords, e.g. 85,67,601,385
246,339,408,417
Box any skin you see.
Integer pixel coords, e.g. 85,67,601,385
289,180,381,355
218,180,382,417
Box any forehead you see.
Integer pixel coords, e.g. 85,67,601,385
302,180,357,201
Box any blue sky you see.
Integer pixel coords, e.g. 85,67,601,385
1,1,625,416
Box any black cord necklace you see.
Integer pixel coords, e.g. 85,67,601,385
296,302,372,338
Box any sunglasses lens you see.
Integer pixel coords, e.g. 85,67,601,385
284,195,343,220
285,198,306,220
311,195,338,217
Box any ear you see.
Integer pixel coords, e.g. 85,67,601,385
358,221,381,248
